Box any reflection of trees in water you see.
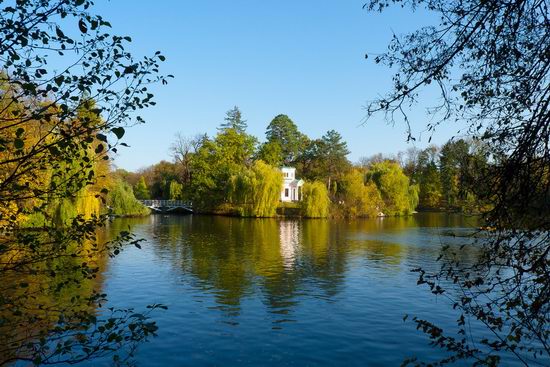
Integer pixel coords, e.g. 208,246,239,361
413,212,480,229
299,220,347,298
0,218,162,365
339,213,478,233
345,239,406,266
151,216,254,314
343,214,482,266
146,216,349,322
0,235,109,364
0,212,187,365
143,214,482,327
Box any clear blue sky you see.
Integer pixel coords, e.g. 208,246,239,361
95,0,454,171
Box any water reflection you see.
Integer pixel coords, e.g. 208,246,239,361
136,214,479,326
279,220,300,269
96,213,525,367
3,213,492,367
0,224,125,364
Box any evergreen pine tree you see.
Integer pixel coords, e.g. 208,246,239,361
219,106,247,133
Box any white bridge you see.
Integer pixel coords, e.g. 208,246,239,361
140,200,193,214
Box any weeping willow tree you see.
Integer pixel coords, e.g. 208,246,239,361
408,183,420,214
168,180,183,200
49,189,101,226
22,99,107,227
107,180,150,217
366,161,418,216
301,181,330,218
340,169,383,218
228,160,282,217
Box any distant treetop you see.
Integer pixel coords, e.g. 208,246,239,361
219,106,247,133
265,114,304,165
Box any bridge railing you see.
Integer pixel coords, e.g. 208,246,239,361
140,200,192,208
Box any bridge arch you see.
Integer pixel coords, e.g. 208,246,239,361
139,200,193,214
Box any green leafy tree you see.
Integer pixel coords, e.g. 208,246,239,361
413,146,442,209
408,183,420,214
296,130,350,193
295,138,325,180
108,179,150,216
228,161,283,217
339,169,383,218
150,161,179,199
366,161,416,216
257,140,283,167
265,114,305,165
168,180,183,200
188,137,219,208
439,139,470,208
374,147,439,211
321,130,351,191
301,181,330,218
438,138,490,213
190,120,257,210
133,160,179,199
133,176,150,200
113,168,141,187
215,127,257,168
418,163,442,209
20,98,110,227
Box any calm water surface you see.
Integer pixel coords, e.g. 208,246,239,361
89,213,521,366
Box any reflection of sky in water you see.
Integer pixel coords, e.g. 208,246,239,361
83,213,535,367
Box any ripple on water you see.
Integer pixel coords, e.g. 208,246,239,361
82,214,541,367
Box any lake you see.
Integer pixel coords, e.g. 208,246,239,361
77,212,523,366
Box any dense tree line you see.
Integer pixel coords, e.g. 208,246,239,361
124,107,490,218
397,139,491,212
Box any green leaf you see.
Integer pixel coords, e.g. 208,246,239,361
55,27,64,38
54,75,64,86
78,19,88,33
14,138,24,150
111,127,125,139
